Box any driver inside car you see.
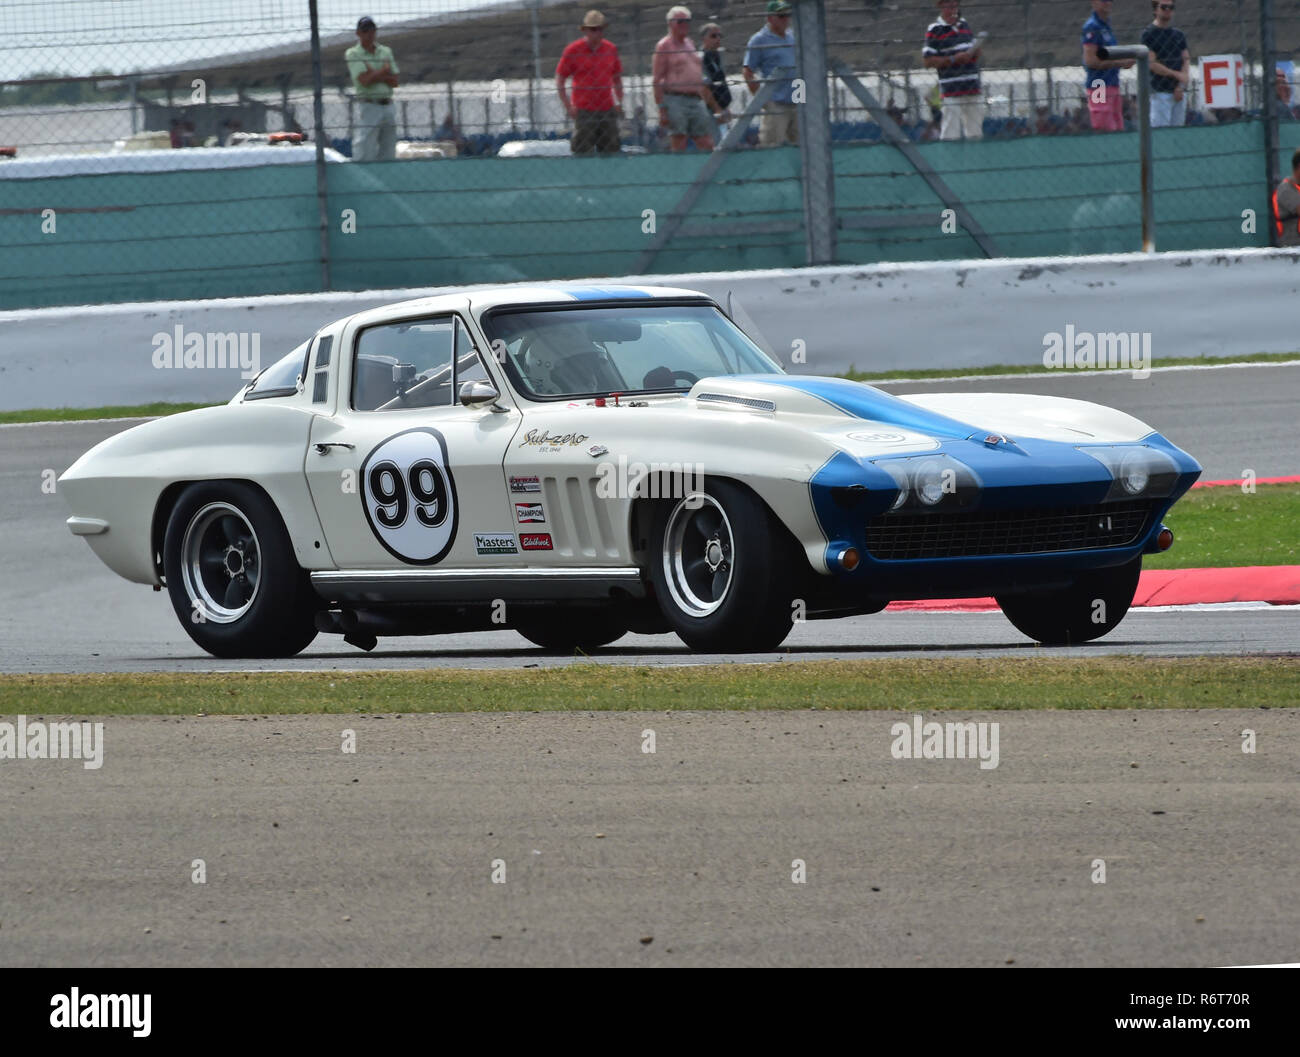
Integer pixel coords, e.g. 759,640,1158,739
520,324,625,396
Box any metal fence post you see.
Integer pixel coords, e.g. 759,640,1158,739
1260,0,1280,246
794,0,836,266
1098,43,1153,252
308,0,331,290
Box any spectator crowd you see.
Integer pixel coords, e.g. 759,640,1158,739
335,5,1298,160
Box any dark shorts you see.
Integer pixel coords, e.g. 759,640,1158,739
572,109,620,154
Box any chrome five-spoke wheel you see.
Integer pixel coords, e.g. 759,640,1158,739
662,494,735,617
181,502,263,623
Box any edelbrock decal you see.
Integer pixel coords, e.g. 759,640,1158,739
360,428,458,565
519,532,553,551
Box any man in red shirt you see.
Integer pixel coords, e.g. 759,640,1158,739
556,10,625,155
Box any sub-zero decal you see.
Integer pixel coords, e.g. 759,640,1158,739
515,502,545,523
475,532,518,555
520,533,553,551
509,475,541,494
517,429,589,452
360,428,458,564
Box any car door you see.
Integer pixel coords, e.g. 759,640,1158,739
305,311,522,570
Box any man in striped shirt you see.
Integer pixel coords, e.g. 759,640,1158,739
922,0,983,141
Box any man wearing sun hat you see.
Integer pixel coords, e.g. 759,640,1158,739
743,0,798,146
556,10,625,154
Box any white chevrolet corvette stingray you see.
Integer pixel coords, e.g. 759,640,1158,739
62,285,1201,657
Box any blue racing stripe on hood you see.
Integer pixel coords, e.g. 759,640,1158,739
737,375,984,439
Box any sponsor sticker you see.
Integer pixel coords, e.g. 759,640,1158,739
520,532,553,551
515,502,545,523
474,532,518,556
509,474,541,494
517,428,590,453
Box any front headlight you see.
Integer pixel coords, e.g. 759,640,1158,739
874,454,980,512
1080,445,1179,501
914,459,948,505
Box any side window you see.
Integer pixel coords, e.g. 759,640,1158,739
353,317,456,412
353,315,494,412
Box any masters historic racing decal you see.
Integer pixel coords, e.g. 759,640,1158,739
359,428,458,564
474,532,518,555
514,502,545,523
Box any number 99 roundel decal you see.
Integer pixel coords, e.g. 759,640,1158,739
360,428,458,564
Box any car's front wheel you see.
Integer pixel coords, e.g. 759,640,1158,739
163,482,319,658
649,481,801,652
996,557,1142,645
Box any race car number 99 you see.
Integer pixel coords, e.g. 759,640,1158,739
360,428,459,563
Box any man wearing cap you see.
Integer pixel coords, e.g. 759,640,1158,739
556,11,625,155
346,17,399,161
654,6,725,152
743,1,798,147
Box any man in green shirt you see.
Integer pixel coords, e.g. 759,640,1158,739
345,16,399,161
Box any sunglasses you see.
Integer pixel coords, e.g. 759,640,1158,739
583,25,605,31
1157,3,1174,8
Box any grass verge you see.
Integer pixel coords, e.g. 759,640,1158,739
839,351,1300,384
0,402,213,425
0,657,1295,715
1149,482,1300,569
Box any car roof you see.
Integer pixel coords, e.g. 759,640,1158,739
340,284,714,331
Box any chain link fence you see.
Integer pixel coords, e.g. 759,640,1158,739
2,0,1299,309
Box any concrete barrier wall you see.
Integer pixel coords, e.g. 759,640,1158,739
2,247,1298,411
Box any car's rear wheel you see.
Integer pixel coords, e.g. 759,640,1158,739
513,608,627,652
163,482,319,658
996,557,1142,645
649,481,800,652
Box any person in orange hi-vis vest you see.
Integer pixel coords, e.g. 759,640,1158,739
1273,149,1300,247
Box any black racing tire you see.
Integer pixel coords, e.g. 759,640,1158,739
996,557,1142,646
513,608,627,652
648,479,801,653
163,481,320,658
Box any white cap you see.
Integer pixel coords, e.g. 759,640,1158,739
667,5,692,21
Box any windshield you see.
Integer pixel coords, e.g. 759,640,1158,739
481,303,783,400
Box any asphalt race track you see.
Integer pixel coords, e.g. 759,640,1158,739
2,365,1297,673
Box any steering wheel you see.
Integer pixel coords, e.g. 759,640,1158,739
643,367,700,389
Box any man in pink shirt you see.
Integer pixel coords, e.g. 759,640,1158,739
653,5,725,152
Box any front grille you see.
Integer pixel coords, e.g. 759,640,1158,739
865,500,1155,560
